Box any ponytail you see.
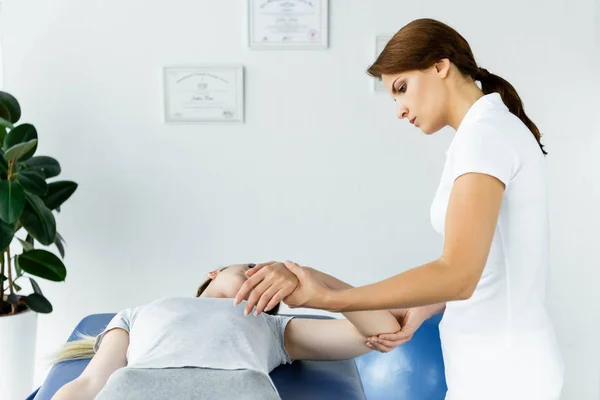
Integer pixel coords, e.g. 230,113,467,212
51,333,96,364
475,68,547,155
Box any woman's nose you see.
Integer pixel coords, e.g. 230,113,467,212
396,103,408,119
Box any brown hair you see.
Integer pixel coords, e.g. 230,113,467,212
368,18,546,155
196,265,281,315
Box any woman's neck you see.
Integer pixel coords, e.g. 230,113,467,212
447,79,485,131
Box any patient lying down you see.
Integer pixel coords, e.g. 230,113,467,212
51,263,401,400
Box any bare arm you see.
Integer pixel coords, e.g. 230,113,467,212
283,317,397,361
51,329,129,400
318,173,504,312
282,270,399,361
309,268,400,337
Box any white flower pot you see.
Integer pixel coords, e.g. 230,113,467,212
0,307,38,400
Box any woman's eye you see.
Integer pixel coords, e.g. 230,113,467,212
397,83,406,93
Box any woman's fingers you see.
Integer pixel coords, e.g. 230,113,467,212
264,288,286,313
365,334,410,353
254,285,281,316
234,272,265,307
245,279,272,315
245,261,277,277
378,332,410,341
375,338,404,348
366,340,392,353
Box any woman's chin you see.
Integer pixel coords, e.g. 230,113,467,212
420,123,442,135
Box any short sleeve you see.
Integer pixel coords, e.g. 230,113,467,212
93,307,139,352
450,123,519,186
263,314,295,366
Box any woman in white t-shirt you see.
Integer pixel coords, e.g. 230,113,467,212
236,18,564,400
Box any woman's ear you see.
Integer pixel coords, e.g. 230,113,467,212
207,270,219,280
434,58,451,79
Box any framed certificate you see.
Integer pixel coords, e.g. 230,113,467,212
163,65,244,123
373,35,392,92
248,0,329,49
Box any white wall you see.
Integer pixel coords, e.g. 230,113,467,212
1,0,598,398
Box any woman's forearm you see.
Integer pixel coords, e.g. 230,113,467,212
310,269,353,291
310,269,401,336
324,258,469,312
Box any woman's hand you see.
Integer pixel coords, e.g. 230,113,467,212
233,261,299,316
281,261,332,309
365,308,428,353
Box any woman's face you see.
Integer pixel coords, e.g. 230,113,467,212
381,63,450,135
205,264,253,298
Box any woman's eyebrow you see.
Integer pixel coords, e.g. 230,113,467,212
391,77,402,94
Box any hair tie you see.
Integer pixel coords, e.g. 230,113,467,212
475,67,490,81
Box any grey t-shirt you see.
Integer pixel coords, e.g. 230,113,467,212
94,297,294,387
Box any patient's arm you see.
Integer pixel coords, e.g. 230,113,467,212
283,267,400,360
51,329,129,400
308,268,401,337
283,313,399,361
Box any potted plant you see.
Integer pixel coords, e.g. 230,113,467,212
0,90,77,399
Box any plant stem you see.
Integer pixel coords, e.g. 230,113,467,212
6,248,15,314
7,159,14,180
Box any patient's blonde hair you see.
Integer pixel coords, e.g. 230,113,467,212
52,333,96,364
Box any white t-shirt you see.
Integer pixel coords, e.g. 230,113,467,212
430,93,564,399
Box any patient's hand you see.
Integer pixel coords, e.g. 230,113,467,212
233,261,299,316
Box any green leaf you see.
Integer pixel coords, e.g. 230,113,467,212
0,103,11,123
0,128,6,153
4,139,38,162
3,123,37,158
0,116,13,130
15,257,23,277
0,273,6,284
16,249,66,282
17,237,34,251
26,233,34,247
24,156,61,179
3,123,34,148
20,193,56,245
25,293,52,313
17,170,47,196
54,231,65,258
13,282,21,292
0,219,14,250
0,150,8,176
0,180,25,224
0,91,21,124
29,277,43,295
43,181,77,211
